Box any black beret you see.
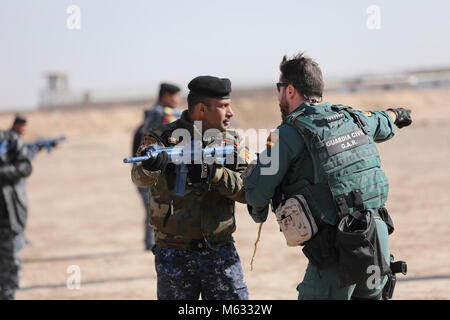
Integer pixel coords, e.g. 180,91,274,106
188,76,231,99
13,114,27,124
159,83,180,94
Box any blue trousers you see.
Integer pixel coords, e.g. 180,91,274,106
137,187,155,250
154,243,248,300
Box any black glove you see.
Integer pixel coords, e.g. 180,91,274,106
387,108,412,128
141,150,169,172
187,163,217,184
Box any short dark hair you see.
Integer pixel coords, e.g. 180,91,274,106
187,93,210,111
279,52,323,100
13,114,27,125
158,83,180,100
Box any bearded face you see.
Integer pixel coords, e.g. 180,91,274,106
278,87,290,118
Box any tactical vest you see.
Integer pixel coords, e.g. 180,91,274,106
281,104,389,226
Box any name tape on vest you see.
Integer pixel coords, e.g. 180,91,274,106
325,113,345,123
324,129,369,156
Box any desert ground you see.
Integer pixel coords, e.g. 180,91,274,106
0,87,449,300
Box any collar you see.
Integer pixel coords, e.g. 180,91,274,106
178,110,205,142
178,110,225,145
290,101,331,115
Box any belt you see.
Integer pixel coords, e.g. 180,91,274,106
155,231,233,251
189,238,209,251
188,238,232,251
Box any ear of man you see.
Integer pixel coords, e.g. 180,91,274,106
189,102,207,121
287,84,297,100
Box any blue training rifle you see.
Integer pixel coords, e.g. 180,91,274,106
123,141,234,196
28,136,67,153
0,140,8,157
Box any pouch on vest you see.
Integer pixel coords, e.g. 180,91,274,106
302,223,338,269
335,210,390,288
275,195,318,246
378,207,395,235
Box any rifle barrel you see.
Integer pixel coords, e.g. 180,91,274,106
123,144,234,164
123,155,150,163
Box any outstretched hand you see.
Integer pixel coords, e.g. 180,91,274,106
387,108,412,128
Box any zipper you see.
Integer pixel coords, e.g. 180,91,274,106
162,199,173,228
294,195,315,233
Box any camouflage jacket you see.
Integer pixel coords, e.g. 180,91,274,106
131,110,248,250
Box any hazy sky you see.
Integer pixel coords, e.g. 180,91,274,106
1,0,449,110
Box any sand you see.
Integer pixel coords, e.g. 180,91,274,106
0,87,449,299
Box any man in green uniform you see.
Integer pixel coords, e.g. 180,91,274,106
131,76,249,300
242,52,412,300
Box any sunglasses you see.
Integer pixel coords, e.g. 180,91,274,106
276,82,290,92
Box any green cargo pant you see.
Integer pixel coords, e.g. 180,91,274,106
297,217,390,300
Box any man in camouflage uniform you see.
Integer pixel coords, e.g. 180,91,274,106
131,76,249,300
0,129,32,300
132,83,181,251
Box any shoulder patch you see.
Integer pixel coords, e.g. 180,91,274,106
221,132,239,147
137,135,159,155
222,138,238,147
142,135,158,145
162,107,179,125
238,146,250,164
167,137,178,145
364,111,372,117
266,131,279,148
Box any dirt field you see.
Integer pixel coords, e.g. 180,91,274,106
1,87,449,300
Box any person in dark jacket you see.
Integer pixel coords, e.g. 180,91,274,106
132,83,181,251
9,115,61,247
0,129,32,300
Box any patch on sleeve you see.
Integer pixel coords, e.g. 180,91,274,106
235,146,250,170
266,131,279,148
239,146,250,164
364,111,372,117
222,138,238,147
136,135,158,155
161,107,178,125
167,137,178,145
143,135,158,145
